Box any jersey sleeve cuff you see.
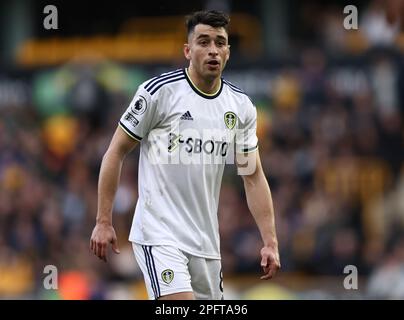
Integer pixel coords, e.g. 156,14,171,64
119,121,142,142
238,144,258,154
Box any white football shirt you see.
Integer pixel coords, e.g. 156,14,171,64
119,68,258,259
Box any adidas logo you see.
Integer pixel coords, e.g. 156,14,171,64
180,111,194,120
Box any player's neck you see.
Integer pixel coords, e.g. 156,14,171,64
187,67,221,95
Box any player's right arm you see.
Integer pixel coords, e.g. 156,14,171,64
90,126,139,262
90,78,159,262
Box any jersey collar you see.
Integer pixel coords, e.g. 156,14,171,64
184,68,223,99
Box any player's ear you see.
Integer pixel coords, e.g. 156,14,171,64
184,43,191,60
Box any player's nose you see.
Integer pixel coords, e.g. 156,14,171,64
208,43,219,56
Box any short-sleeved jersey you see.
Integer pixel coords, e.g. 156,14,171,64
119,68,258,259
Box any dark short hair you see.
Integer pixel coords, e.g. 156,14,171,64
186,10,230,36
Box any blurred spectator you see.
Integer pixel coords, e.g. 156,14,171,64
367,234,404,299
361,0,400,47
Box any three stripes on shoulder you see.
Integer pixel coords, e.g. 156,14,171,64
144,69,185,95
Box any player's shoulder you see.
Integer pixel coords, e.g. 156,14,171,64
140,68,186,96
221,77,254,105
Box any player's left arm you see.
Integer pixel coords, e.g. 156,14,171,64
237,149,281,280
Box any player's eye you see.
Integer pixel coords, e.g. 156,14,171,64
199,40,208,46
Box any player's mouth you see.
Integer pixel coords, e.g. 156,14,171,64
206,59,220,69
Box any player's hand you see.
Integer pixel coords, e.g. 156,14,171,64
260,245,281,280
90,222,120,262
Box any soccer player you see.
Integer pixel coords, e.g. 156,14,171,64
90,10,280,300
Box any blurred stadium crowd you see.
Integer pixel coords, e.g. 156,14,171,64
1,0,404,299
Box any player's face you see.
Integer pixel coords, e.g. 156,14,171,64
184,24,230,80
